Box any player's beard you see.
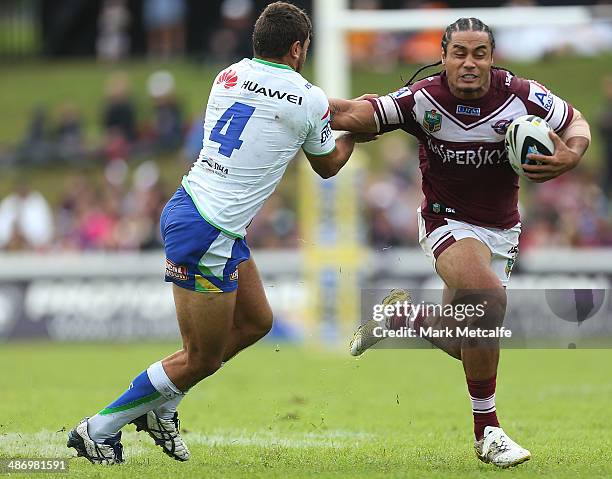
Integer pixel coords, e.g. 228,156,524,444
459,86,481,94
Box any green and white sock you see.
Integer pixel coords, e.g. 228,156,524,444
88,361,184,442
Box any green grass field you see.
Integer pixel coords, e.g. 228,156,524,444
1,342,611,478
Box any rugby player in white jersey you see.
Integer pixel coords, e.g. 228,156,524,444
67,2,368,464
330,18,591,468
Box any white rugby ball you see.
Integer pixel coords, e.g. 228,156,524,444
505,115,555,179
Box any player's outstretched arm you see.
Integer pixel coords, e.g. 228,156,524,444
328,98,379,134
523,109,591,183
304,133,372,179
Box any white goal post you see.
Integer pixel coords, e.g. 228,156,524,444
313,1,595,99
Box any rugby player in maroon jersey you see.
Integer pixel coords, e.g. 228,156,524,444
329,18,591,468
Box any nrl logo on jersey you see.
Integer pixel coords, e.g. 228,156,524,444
423,109,442,133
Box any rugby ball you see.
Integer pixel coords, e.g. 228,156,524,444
505,115,555,179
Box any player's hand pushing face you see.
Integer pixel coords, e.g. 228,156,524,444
523,131,580,183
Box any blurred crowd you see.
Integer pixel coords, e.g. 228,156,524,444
2,69,612,252
360,134,612,251
14,70,188,167
0,161,299,252
1,127,611,253
93,0,612,67
1,0,611,253
2,67,612,252
348,0,612,68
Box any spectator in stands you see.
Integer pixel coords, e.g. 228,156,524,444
101,72,137,160
0,183,54,251
362,135,421,248
17,106,51,165
182,111,205,163
143,0,186,60
146,70,184,154
599,74,612,198
53,103,85,163
521,168,611,249
247,194,297,249
96,0,131,62
207,0,254,63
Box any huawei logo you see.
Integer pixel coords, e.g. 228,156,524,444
217,69,238,89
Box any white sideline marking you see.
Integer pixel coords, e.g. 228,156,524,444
0,430,375,457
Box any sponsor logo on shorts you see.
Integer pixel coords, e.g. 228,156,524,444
229,270,239,281
423,109,442,133
165,259,189,281
505,245,519,277
492,119,512,135
456,105,481,116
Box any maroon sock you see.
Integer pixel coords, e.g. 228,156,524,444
467,375,500,440
388,312,408,330
412,311,425,336
388,310,426,333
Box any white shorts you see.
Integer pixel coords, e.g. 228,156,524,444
417,208,521,287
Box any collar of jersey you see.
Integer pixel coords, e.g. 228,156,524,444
252,58,294,71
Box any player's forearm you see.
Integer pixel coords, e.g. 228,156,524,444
565,136,589,166
329,98,378,133
325,133,356,178
315,134,355,179
562,109,590,162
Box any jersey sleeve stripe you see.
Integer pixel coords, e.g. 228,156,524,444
391,97,404,123
378,98,389,125
556,101,569,132
557,101,568,131
378,95,402,125
546,98,570,132
373,109,381,132
367,98,384,133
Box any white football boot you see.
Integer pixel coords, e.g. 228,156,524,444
131,410,190,461
349,289,412,356
474,426,531,468
67,418,124,465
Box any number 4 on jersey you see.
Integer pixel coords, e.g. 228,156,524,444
210,102,255,157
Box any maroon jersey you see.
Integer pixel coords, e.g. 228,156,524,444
368,69,573,229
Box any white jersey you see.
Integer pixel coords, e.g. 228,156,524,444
183,58,335,238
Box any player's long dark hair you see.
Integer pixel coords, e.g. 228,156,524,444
403,17,514,87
